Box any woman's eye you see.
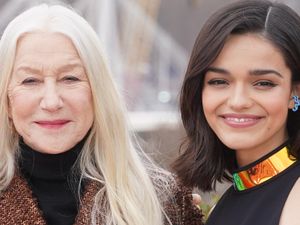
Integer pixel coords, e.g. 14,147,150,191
207,79,228,86
21,77,39,85
254,81,277,88
62,75,80,82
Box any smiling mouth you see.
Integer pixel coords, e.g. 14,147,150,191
220,114,263,128
35,120,70,128
225,117,258,123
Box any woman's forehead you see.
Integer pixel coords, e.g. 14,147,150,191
16,32,79,56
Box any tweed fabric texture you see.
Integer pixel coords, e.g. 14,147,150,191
0,173,203,225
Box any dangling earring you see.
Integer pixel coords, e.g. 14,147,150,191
292,95,300,112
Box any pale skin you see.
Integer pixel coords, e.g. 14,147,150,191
192,193,201,206
6,31,204,207
8,32,94,154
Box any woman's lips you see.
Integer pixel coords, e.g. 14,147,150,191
220,114,263,128
35,120,70,129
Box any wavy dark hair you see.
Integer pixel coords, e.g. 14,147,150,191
173,0,300,191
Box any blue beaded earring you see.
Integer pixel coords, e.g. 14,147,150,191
292,95,300,112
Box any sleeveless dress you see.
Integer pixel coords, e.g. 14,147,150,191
206,144,300,225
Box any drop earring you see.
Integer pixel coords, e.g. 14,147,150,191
292,95,300,112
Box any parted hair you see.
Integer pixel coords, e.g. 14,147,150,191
0,3,173,225
173,0,300,191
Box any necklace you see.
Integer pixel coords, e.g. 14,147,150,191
233,145,296,191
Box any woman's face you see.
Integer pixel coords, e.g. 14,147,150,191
8,32,94,154
202,34,294,166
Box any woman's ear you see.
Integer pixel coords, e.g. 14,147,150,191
7,93,12,119
8,106,11,119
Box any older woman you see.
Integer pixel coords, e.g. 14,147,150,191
0,4,203,225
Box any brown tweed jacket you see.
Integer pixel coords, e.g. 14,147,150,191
0,173,203,225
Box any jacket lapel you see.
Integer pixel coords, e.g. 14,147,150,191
0,173,46,225
0,174,105,225
74,180,105,225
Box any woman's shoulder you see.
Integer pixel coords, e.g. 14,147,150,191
279,177,300,225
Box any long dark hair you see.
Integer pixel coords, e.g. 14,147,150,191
173,0,300,191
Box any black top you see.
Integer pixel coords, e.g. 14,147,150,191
19,140,85,225
206,149,300,225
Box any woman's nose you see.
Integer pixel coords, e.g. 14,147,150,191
227,85,252,110
40,82,63,112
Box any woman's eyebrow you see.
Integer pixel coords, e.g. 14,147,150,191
206,66,230,75
206,66,283,78
15,62,84,74
15,66,40,74
55,63,85,73
249,69,283,78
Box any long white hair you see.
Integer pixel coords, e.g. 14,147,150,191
0,4,173,225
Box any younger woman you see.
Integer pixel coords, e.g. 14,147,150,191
174,1,300,224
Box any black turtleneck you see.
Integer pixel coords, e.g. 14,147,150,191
18,140,85,225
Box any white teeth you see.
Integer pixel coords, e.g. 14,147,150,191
226,117,253,123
